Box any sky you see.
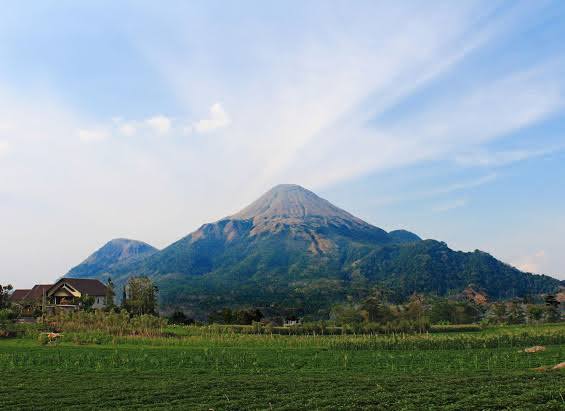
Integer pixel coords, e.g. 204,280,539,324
0,1,564,288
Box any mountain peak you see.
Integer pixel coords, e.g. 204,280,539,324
230,184,365,224
98,238,157,259
65,238,157,279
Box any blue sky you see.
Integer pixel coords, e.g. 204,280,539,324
0,1,564,287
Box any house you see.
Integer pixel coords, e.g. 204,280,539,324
9,289,32,303
24,284,53,303
46,278,109,311
9,284,52,316
10,278,109,313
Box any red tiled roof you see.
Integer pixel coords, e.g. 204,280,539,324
9,289,32,302
49,278,107,297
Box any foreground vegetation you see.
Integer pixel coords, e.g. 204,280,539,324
1,322,564,410
2,282,563,409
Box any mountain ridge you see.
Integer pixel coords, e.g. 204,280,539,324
64,184,561,317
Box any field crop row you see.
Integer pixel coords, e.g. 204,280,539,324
0,324,563,410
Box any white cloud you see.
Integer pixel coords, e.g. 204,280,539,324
119,123,137,137
78,128,110,143
192,103,230,133
432,199,467,213
145,115,171,135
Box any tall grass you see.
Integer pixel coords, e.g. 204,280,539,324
42,310,167,337
63,323,565,351
35,311,565,352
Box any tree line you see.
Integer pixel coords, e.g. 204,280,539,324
2,279,562,328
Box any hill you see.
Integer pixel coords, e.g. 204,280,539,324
65,239,158,280
65,185,561,318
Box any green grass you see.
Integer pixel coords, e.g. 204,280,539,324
1,324,564,410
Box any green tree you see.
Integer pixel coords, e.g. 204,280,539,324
105,278,116,311
78,294,95,311
544,294,561,322
361,292,390,323
492,302,508,324
0,284,13,309
457,302,482,324
527,305,544,322
331,304,364,325
507,300,525,324
403,294,430,331
124,276,158,316
404,294,426,322
208,308,233,324
430,300,453,324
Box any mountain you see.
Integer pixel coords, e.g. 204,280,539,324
65,239,158,280
65,184,561,318
136,184,393,276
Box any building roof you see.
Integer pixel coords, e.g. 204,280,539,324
9,289,32,302
49,278,107,297
24,284,53,301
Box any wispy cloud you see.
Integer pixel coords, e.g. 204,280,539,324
429,174,498,196
365,173,498,208
433,198,467,213
455,145,565,167
283,60,565,189
141,2,515,195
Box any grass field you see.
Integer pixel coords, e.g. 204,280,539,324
1,324,564,410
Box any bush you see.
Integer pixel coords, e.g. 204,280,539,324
168,311,194,325
37,333,49,345
0,309,18,338
0,308,17,322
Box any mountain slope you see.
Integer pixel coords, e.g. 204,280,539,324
353,240,558,300
388,230,422,244
64,185,561,317
141,185,391,274
65,239,158,280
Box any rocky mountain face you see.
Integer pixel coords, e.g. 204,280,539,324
65,185,561,318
